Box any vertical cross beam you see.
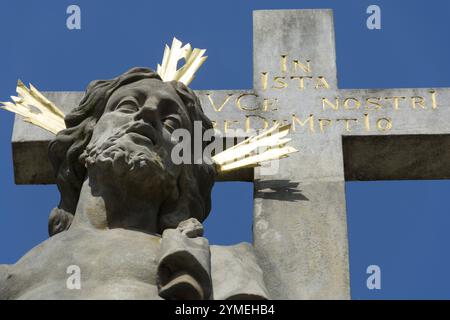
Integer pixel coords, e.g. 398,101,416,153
252,10,350,299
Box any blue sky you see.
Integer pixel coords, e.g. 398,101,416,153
1,0,450,299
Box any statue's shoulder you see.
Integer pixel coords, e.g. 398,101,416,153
0,262,8,272
0,264,9,279
0,264,11,297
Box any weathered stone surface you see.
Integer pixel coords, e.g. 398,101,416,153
251,9,450,300
343,134,450,180
252,9,350,300
177,217,205,237
0,228,163,300
158,223,212,299
0,227,268,300
210,243,269,300
0,265,8,283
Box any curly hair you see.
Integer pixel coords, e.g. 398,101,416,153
48,67,215,236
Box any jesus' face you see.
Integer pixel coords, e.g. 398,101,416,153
83,78,192,198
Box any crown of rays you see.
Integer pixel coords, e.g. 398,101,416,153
0,38,297,172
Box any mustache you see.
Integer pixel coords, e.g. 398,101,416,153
83,140,164,173
124,121,158,145
85,121,158,154
80,122,164,172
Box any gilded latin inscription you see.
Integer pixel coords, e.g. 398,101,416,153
202,54,439,135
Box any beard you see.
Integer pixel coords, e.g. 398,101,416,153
82,131,177,193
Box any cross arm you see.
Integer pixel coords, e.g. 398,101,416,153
336,87,450,180
11,90,256,184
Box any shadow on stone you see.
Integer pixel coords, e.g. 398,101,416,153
254,179,309,202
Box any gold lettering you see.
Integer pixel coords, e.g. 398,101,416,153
261,72,269,91
376,118,392,132
366,97,382,110
319,119,332,133
272,76,288,89
430,90,438,109
322,97,339,110
280,55,288,73
291,114,315,132
236,93,259,111
315,76,330,89
344,98,361,110
337,118,358,132
385,96,406,110
245,115,269,132
293,59,312,73
364,113,371,131
206,93,233,112
224,120,240,134
263,98,278,111
290,76,312,90
411,96,426,109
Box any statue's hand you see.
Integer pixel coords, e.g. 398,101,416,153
177,218,204,238
157,219,212,300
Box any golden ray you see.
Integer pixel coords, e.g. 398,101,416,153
212,122,298,172
157,37,207,86
1,80,66,134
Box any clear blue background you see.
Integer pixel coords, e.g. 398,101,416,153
1,0,450,299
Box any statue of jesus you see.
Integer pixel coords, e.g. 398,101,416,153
0,67,269,300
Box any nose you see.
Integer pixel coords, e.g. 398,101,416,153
134,100,160,127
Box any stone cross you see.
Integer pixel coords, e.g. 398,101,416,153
11,10,450,299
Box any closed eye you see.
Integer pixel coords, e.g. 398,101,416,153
115,97,140,113
161,114,182,132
